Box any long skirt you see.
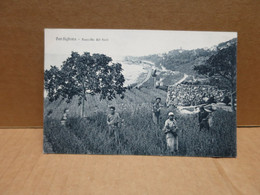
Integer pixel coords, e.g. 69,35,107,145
152,112,160,125
108,126,120,144
208,116,213,128
166,133,178,152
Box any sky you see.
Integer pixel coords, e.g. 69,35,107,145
44,29,237,70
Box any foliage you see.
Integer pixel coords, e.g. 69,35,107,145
44,52,126,116
194,44,236,88
194,43,237,110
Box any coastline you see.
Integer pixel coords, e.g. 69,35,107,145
120,61,151,87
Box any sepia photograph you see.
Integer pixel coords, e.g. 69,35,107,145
44,29,237,157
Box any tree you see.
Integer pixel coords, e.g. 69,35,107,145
44,52,125,117
194,43,237,111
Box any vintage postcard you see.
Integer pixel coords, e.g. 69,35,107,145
44,29,237,157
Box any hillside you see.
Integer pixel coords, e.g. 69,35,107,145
44,87,236,157
126,38,237,76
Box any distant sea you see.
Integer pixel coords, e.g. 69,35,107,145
119,61,148,87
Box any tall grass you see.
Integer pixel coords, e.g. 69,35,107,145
177,109,236,157
44,89,236,157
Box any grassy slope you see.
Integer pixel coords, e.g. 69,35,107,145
44,87,236,157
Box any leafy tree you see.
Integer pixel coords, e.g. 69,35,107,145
44,52,125,117
194,43,237,111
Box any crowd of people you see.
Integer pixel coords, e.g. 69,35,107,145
167,84,230,107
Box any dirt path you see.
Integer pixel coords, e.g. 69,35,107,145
173,73,188,86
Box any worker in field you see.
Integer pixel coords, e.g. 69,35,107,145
107,106,122,144
198,106,210,131
162,112,179,154
152,97,163,125
61,108,69,126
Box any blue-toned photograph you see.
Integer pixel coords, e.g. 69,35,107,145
44,29,237,157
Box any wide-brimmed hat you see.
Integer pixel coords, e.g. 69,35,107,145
156,97,161,101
